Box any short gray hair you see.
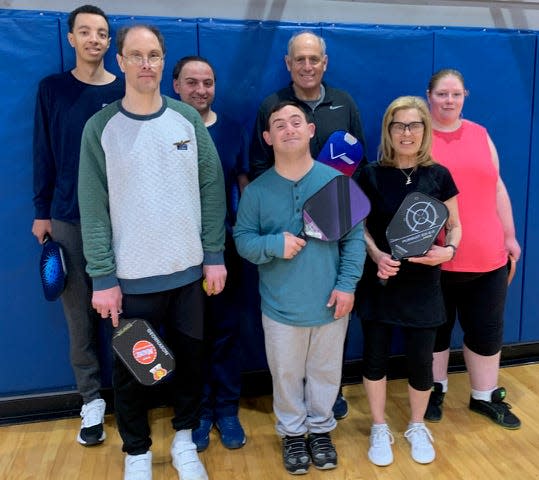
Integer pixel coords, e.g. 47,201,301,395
287,30,326,57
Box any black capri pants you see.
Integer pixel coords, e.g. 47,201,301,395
434,265,508,356
362,319,437,392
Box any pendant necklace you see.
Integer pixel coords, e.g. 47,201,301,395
399,166,417,185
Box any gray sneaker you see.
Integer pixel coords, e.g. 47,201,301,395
368,424,394,466
282,435,311,474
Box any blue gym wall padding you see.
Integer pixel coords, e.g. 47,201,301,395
522,42,539,340
0,9,536,397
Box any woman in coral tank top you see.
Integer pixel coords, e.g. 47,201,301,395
424,68,522,430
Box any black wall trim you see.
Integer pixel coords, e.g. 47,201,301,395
2,342,538,426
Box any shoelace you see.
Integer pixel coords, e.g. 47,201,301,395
309,434,333,454
490,400,514,415
371,426,395,447
80,400,104,427
284,437,308,456
404,424,434,444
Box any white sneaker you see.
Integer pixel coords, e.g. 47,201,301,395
124,451,152,480
77,398,106,446
368,423,394,466
171,430,208,480
404,423,435,464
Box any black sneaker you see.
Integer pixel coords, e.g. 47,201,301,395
307,432,337,470
469,387,521,430
424,382,445,422
282,435,310,475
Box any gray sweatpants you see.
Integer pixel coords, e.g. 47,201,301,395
262,313,349,437
52,219,102,403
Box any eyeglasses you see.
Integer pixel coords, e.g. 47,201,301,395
389,121,425,134
122,54,163,67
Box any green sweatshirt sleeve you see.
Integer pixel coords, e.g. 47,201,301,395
78,108,118,290
193,113,226,264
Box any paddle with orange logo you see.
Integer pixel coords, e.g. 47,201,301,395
112,318,175,385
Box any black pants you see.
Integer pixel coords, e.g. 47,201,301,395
362,320,437,391
114,281,205,455
434,266,507,356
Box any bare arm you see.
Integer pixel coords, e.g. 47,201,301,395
488,135,521,261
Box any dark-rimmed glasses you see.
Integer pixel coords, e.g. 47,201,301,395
389,121,425,134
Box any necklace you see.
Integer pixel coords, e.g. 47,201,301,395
399,166,417,185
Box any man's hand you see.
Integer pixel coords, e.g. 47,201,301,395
32,219,52,244
203,264,227,295
92,286,123,327
327,289,354,319
283,232,306,260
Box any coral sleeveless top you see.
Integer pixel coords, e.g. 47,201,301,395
432,120,507,272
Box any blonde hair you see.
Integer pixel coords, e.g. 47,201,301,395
378,96,434,167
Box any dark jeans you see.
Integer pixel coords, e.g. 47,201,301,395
201,291,242,419
114,281,205,455
200,235,243,419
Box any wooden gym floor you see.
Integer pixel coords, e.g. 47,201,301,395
1,363,538,479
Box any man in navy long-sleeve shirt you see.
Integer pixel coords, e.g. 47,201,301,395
32,4,123,447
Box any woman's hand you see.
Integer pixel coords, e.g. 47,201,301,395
407,244,453,266
375,251,401,280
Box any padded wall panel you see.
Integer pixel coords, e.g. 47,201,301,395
199,20,319,131
522,36,539,340
0,10,537,399
323,25,434,163
0,12,76,394
434,30,535,345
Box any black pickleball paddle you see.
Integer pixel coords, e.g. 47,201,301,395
112,318,175,386
299,174,370,242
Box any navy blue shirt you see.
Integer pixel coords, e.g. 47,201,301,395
33,71,124,222
207,113,249,228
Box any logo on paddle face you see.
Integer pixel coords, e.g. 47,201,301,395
132,340,157,365
150,363,168,381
